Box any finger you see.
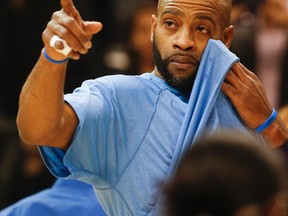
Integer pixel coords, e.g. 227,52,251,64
48,20,88,55
83,21,103,35
238,63,268,98
60,0,83,26
224,69,246,90
44,24,85,60
238,63,257,78
52,12,91,52
231,62,259,87
221,81,237,97
42,29,80,60
231,62,250,81
50,35,72,56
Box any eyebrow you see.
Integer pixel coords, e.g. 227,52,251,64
160,9,184,17
160,10,216,29
194,14,216,29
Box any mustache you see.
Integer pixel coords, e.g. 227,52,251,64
165,53,198,64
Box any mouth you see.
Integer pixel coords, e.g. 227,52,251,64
169,55,198,69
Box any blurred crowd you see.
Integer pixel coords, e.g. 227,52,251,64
0,0,287,210
230,0,288,125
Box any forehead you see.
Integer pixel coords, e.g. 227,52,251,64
159,0,223,13
158,0,230,27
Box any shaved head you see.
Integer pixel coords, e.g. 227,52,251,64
157,0,232,28
218,0,232,27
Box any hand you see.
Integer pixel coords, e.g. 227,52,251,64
222,62,272,129
221,62,288,147
42,0,103,61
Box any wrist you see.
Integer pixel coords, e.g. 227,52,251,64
262,116,288,148
42,48,69,64
254,108,277,133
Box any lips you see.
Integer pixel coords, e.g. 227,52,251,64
169,55,197,65
168,55,198,71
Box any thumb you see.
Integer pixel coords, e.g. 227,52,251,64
83,21,103,35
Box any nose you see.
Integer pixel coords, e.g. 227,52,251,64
172,28,195,51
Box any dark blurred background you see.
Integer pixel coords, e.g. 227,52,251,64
0,0,288,210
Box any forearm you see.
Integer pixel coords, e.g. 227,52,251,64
17,49,68,145
17,0,102,148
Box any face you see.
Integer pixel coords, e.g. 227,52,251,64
151,0,233,91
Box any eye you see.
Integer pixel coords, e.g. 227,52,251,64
197,25,210,34
164,20,177,29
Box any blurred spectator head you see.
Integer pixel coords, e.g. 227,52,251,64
164,133,288,216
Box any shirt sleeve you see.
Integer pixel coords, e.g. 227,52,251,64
39,79,117,185
39,76,151,188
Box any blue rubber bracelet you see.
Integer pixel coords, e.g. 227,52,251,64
255,108,278,133
43,48,69,64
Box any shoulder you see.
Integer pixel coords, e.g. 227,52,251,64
80,73,167,96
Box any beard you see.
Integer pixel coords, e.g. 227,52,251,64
152,36,198,94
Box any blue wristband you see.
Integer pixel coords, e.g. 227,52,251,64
43,48,69,64
255,108,278,133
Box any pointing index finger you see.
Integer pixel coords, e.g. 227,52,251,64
60,0,83,26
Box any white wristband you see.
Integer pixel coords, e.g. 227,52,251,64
49,35,72,56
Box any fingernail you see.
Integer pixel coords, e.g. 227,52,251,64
84,41,92,49
82,48,89,53
72,54,80,60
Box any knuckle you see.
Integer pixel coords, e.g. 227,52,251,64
46,21,54,29
62,16,75,27
57,29,70,39
42,31,48,43
249,72,257,79
51,11,61,20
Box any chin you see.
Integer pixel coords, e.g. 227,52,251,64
168,67,197,80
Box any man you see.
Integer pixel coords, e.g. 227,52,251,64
164,133,288,216
17,0,288,215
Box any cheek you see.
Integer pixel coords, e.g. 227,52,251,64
193,36,210,59
195,37,209,49
194,31,211,42
154,31,171,55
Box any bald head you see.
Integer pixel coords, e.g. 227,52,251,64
157,0,232,28
218,0,232,27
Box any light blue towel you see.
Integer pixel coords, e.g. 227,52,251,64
153,39,261,215
165,39,247,177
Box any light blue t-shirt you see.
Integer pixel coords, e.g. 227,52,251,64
39,40,261,215
41,73,189,215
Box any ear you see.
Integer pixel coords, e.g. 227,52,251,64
221,25,234,48
151,15,158,42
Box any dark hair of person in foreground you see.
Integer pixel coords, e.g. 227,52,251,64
164,133,288,216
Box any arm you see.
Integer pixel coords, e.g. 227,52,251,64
222,62,288,148
17,0,102,150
